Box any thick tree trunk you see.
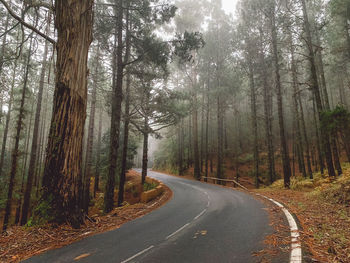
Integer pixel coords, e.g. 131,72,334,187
104,0,124,213
2,34,34,231
20,16,51,225
301,0,336,177
270,5,292,187
40,0,93,227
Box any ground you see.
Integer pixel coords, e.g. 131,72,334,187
258,168,350,263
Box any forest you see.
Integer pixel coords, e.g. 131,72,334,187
0,0,350,262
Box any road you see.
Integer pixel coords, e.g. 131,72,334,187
24,170,289,263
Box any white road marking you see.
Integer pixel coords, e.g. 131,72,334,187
256,194,302,263
166,223,190,240
120,245,154,263
194,209,207,220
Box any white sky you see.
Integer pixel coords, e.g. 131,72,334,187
222,0,238,16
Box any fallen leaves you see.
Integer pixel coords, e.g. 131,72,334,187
74,253,91,261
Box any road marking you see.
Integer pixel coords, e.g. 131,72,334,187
120,245,154,263
256,194,302,263
166,223,190,240
194,209,207,220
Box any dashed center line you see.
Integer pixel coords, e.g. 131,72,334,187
165,223,190,240
194,209,207,220
121,245,155,263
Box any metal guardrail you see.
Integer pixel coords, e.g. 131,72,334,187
200,176,249,191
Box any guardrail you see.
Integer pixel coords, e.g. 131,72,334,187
200,176,249,191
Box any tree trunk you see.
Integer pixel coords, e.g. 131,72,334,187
301,0,336,177
20,15,51,225
2,34,34,231
205,74,210,182
0,58,16,179
141,127,149,185
248,59,259,188
15,102,34,224
104,0,124,213
0,13,9,74
94,106,103,197
258,27,275,184
270,4,292,187
290,36,307,178
192,66,200,180
313,98,324,174
217,96,224,181
40,0,93,227
298,95,313,178
82,47,99,214
118,70,131,207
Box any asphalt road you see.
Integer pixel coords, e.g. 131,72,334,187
24,170,289,263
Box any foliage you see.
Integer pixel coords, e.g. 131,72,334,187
143,181,158,192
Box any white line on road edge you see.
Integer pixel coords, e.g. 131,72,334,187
166,223,190,240
121,245,155,263
256,194,302,263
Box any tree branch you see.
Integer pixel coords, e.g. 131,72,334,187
0,0,56,44
24,0,54,10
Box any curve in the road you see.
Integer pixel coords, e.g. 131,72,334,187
24,170,289,263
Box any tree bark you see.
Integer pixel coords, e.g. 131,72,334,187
105,0,124,213
141,121,149,185
118,71,131,207
40,0,93,227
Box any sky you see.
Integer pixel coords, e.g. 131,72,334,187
222,0,239,16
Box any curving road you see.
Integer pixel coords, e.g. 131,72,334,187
24,170,289,263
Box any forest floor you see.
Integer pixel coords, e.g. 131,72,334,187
258,164,350,263
0,170,172,263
